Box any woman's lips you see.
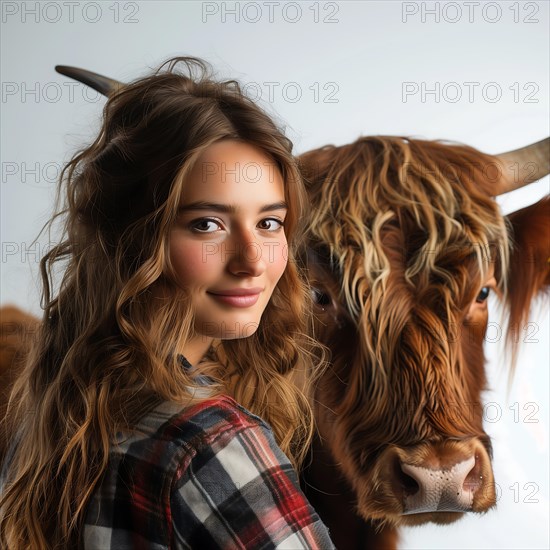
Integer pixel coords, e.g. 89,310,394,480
207,288,263,308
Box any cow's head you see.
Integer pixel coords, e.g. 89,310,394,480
299,136,549,527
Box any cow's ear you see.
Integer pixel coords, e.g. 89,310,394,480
504,196,549,333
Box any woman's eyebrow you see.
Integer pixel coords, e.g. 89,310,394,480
260,201,288,213
178,201,288,213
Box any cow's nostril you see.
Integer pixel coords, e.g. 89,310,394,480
398,468,420,496
463,455,483,493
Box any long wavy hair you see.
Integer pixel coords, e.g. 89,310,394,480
0,57,321,549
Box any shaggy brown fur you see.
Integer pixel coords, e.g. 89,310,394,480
299,136,549,549
0,306,40,462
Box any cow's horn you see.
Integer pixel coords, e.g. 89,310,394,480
55,65,122,96
496,137,549,195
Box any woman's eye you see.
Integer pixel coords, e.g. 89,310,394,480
258,218,284,231
190,218,222,233
476,286,490,303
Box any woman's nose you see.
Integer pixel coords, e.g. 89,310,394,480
226,232,267,277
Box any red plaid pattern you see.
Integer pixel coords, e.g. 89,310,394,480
83,394,334,549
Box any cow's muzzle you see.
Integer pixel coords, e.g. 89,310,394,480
386,438,496,516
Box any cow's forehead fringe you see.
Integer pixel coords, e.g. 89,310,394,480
304,136,510,320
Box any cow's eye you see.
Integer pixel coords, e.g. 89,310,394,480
476,286,490,303
311,288,332,307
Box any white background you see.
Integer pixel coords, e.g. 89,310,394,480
1,1,548,548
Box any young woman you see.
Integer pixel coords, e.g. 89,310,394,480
0,57,334,549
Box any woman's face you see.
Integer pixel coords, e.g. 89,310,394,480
169,140,288,353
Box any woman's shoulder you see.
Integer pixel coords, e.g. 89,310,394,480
148,393,268,434
113,394,270,463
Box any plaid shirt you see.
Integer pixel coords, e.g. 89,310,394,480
83,394,334,549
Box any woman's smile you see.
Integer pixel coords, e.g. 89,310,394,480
207,287,264,308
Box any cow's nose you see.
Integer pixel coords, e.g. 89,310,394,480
388,439,495,515
399,455,481,514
